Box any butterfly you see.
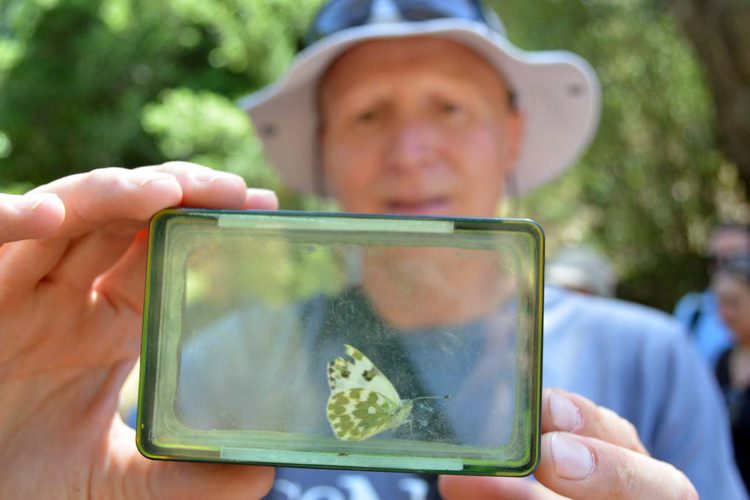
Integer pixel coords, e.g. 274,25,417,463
326,344,414,441
326,344,451,441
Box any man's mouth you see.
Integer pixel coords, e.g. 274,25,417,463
386,197,451,216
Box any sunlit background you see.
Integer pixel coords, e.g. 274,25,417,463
1,0,747,311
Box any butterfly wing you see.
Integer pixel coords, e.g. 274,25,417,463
327,387,409,441
326,344,401,404
326,344,412,441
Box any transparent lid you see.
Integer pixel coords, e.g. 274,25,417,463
137,209,544,476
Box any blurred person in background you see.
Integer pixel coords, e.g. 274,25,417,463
545,245,616,297
675,223,750,366
714,255,750,490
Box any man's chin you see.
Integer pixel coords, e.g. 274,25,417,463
383,200,454,217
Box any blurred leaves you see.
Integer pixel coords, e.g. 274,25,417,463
0,0,323,186
141,87,277,186
495,0,748,309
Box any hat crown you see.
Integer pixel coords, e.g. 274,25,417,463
347,0,509,37
367,0,405,23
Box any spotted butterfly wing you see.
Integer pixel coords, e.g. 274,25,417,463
326,344,413,441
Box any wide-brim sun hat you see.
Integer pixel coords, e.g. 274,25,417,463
240,2,601,196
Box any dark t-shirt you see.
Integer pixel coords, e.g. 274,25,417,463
261,286,516,500
302,286,508,443
716,348,750,491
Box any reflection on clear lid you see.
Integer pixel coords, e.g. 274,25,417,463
136,209,544,476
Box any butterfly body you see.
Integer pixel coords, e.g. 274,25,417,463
326,344,414,441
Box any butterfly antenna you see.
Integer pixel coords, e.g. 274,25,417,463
412,394,451,402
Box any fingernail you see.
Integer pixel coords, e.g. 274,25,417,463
245,189,278,209
248,188,277,202
17,193,59,211
549,391,581,431
550,433,594,480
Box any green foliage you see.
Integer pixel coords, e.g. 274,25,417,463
141,88,276,185
0,0,331,305
494,0,747,309
183,237,344,332
0,0,323,187
0,0,745,310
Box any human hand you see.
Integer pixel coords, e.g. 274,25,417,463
0,163,277,499
439,388,698,500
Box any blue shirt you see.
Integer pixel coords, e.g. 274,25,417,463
173,286,746,500
543,286,745,499
261,287,746,499
674,289,735,366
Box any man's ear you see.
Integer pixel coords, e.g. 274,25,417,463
314,122,330,196
504,110,525,179
510,110,524,165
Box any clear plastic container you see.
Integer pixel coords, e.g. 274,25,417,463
137,209,544,476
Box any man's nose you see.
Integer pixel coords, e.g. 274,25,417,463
385,119,438,172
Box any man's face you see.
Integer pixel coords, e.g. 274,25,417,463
318,37,522,217
709,227,750,273
715,274,750,341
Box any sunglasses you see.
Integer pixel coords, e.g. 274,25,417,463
712,255,750,283
708,253,750,272
305,0,500,47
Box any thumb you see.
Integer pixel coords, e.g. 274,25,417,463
113,424,275,499
438,475,563,500
129,460,275,499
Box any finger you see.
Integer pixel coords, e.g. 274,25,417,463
542,388,647,455
0,193,65,243
439,475,565,500
138,162,249,210
92,228,150,317
0,169,182,289
43,220,146,296
47,179,277,294
92,189,279,316
32,163,252,239
47,165,267,289
40,164,251,285
45,180,279,296
1,164,252,289
29,168,184,239
145,461,274,500
535,432,698,500
113,422,275,500
243,188,279,210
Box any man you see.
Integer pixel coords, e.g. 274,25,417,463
674,223,750,365
0,1,741,499
237,2,741,496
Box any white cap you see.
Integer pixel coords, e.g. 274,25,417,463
547,246,617,297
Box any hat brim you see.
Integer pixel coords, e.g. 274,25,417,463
240,18,601,196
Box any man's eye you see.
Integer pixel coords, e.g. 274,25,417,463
441,102,459,114
356,109,379,123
